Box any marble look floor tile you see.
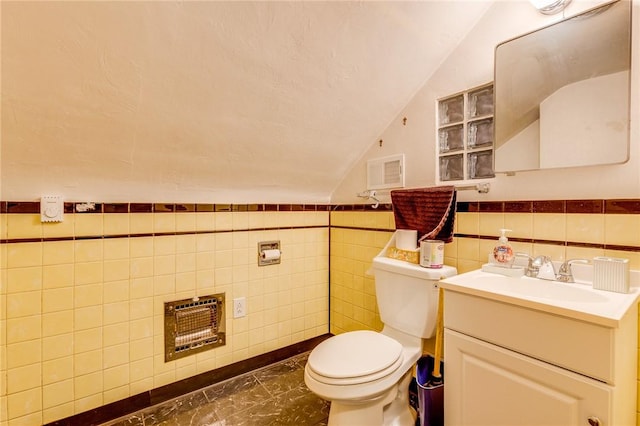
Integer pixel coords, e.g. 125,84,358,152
101,352,328,426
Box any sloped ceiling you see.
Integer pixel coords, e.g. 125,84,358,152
1,1,491,203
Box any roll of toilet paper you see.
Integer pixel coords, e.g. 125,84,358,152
261,249,281,261
395,230,418,251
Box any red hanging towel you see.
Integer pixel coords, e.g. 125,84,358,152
390,186,457,244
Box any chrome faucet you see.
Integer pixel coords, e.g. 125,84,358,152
534,256,557,280
515,253,553,278
557,259,589,283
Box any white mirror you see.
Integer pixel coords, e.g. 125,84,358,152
494,0,631,173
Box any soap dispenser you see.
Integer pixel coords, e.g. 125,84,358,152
492,229,514,266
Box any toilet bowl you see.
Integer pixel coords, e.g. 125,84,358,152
304,232,457,426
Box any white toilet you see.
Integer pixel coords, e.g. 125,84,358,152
305,242,457,426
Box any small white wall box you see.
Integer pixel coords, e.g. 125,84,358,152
367,154,405,190
41,196,64,222
593,257,630,293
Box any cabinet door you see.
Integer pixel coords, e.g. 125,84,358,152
444,329,612,426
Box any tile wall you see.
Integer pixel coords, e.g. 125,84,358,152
2,198,639,425
328,198,640,425
0,203,329,425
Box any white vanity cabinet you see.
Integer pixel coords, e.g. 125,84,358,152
440,272,639,426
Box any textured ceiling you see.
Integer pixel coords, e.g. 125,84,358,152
1,1,491,203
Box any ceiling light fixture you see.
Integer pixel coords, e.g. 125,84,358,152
528,0,572,15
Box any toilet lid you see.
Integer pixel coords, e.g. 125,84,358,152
308,331,402,381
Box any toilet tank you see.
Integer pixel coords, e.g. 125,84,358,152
372,256,457,338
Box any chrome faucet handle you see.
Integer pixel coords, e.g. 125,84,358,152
535,256,557,281
557,259,589,283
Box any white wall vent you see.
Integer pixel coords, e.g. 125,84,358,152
367,154,405,190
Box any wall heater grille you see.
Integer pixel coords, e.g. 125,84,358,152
164,293,225,362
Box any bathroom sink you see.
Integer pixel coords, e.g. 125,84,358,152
440,269,640,327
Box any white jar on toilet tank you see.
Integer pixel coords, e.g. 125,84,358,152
420,240,444,268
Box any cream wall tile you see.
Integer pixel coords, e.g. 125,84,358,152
74,284,103,308
104,214,129,236
153,275,175,296
456,212,479,235
1,213,7,239
42,311,73,337
42,217,74,239
129,338,153,364
232,211,249,230
74,371,103,399
154,255,176,276
75,214,103,237
6,214,42,239
456,237,480,262
7,242,42,269
103,260,130,283
7,363,41,393
503,213,534,239
74,240,103,263
176,213,196,233
103,238,130,260
6,315,40,343
43,264,72,290
130,277,154,299
129,297,153,321
42,356,73,385
130,213,154,234
7,291,41,318
176,234,196,254
42,402,74,425
129,356,154,381
7,387,41,420
479,213,504,236
74,392,103,415
42,333,73,361
566,246,605,262
153,212,176,233
7,266,42,293
74,350,102,376
74,328,102,354
43,288,73,313
74,306,102,330
43,241,74,265
104,301,130,325
74,262,103,285
9,412,43,426
175,272,196,294
131,257,154,279
532,243,566,262
195,213,215,232
130,318,153,341
533,213,566,242
42,379,73,409
103,343,129,369
605,214,640,246
103,323,129,347
154,236,175,256
176,253,196,273
566,214,605,244
216,212,233,231
6,340,40,369
103,280,129,306
130,237,154,258
104,385,130,404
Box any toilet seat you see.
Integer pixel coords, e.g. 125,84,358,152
307,330,403,386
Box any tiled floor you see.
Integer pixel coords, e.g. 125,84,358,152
102,352,329,426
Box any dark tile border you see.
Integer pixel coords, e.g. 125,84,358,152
2,199,640,215
44,334,332,426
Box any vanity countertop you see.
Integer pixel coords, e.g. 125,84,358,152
440,269,640,328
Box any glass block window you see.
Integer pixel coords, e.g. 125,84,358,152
437,83,495,182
